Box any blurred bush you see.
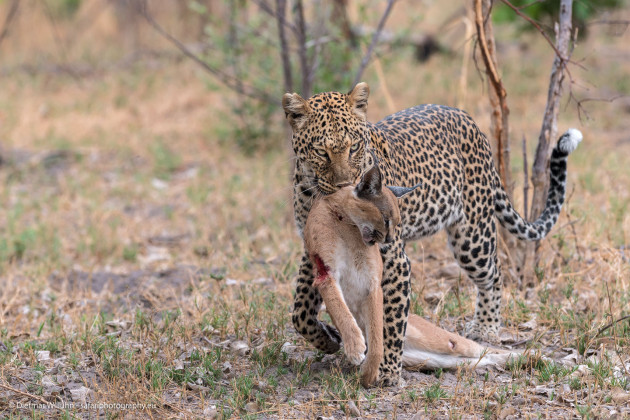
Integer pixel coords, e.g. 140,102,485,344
45,0,82,19
194,0,382,154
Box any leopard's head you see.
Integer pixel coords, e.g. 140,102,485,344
283,83,373,195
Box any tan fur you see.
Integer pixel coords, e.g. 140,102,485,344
316,275,367,365
304,181,394,387
304,167,517,386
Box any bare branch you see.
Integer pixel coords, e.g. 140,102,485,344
353,0,396,87
474,0,512,199
275,0,293,93
522,135,529,220
138,1,276,105
529,0,574,221
498,0,584,71
252,0,297,34
294,0,312,98
0,381,61,410
0,0,18,48
595,315,630,339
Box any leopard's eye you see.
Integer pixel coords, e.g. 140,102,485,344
314,148,328,159
350,142,360,153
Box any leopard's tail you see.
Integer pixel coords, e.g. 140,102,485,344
495,128,582,241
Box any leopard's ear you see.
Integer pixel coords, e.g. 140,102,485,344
347,82,370,121
282,93,311,130
355,165,382,199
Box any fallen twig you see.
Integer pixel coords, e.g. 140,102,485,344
595,315,630,339
0,381,60,410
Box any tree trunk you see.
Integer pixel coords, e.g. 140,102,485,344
474,0,512,200
473,0,518,284
275,0,295,178
516,0,574,285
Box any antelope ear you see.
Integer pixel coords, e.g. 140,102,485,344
387,183,422,198
347,82,370,121
282,93,311,130
355,165,382,199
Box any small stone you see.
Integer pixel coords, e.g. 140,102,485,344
151,178,168,190
70,386,93,403
570,364,591,378
423,291,444,304
194,246,209,257
186,382,209,392
105,320,130,330
281,342,296,354
512,397,527,406
347,400,360,417
230,341,250,356
41,376,62,396
519,315,538,331
244,402,259,413
203,405,218,419
222,361,232,373
36,351,50,361
611,387,630,404
499,406,516,419
560,352,579,366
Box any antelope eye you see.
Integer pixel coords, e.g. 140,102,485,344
314,149,328,159
350,142,360,153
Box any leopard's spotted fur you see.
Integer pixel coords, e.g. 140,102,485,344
284,83,581,385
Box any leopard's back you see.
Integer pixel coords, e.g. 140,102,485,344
369,104,493,240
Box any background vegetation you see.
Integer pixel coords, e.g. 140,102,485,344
0,0,629,418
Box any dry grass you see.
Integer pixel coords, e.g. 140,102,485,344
1,2,630,419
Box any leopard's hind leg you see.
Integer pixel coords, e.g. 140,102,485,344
447,216,502,341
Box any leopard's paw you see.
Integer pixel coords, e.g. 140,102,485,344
378,371,405,388
464,320,500,343
316,323,343,354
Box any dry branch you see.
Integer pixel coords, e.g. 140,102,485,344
526,0,574,269
138,1,276,105
353,0,397,86
253,0,297,34
0,0,18,48
0,381,61,410
294,0,312,98
474,0,512,200
522,135,529,221
275,0,293,93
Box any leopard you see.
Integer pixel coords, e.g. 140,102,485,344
283,82,582,386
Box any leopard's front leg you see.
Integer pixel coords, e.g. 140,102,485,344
292,254,342,353
378,239,410,386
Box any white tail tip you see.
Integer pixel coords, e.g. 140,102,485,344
558,128,582,154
